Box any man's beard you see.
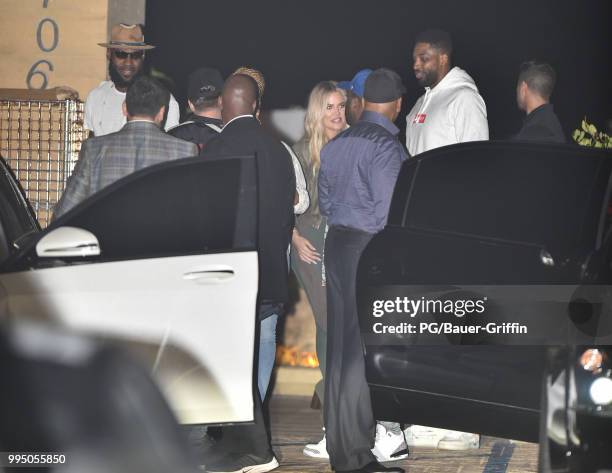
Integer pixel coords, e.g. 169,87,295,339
417,69,439,88
109,61,144,89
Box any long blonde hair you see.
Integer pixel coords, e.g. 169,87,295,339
304,81,347,172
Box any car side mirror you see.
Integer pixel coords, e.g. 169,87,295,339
36,226,100,258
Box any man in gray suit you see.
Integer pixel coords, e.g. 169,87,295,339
54,76,197,219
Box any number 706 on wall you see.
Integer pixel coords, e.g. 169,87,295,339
27,1,59,89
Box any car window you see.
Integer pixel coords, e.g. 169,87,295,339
0,160,39,262
8,155,257,268
402,143,606,248
56,155,257,260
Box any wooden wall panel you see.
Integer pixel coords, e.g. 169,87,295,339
0,1,108,100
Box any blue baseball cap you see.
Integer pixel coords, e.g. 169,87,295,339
337,69,373,98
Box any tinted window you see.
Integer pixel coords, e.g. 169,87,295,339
37,155,257,262
404,143,606,248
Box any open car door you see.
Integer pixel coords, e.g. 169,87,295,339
0,155,259,425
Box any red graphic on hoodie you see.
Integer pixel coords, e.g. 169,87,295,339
413,113,427,124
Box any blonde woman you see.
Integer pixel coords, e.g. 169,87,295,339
291,80,347,431
296,80,409,464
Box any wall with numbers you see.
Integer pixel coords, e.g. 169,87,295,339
0,1,109,100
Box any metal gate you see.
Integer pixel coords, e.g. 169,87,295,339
0,98,85,227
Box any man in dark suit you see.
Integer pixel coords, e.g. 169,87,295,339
54,76,197,218
514,60,566,143
200,74,295,473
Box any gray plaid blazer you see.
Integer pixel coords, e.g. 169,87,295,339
53,120,198,218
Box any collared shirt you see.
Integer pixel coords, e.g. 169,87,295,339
318,111,408,234
127,119,158,125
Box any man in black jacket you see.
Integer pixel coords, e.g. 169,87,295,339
200,74,295,473
169,67,224,151
514,60,565,143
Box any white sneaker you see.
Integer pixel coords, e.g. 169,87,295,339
403,425,447,448
437,430,479,450
303,433,328,458
404,425,479,450
371,423,409,462
303,423,409,461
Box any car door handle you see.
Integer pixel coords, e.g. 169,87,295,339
182,268,235,284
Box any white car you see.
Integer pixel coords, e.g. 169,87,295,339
0,154,259,426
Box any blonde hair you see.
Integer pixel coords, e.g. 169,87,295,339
304,81,347,172
233,66,265,98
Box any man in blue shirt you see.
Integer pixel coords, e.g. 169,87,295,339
318,68,408,473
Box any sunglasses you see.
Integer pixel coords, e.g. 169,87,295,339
112,50,144,60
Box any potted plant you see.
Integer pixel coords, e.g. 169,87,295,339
573,118,612,148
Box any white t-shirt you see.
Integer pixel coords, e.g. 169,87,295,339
84,80,180,136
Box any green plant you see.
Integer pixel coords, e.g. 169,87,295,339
573,118,612,149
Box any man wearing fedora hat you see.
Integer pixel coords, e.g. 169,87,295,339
84,23,180,137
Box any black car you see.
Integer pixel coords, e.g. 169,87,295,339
357,141,612,472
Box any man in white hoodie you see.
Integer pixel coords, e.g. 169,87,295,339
404,29,485,452
405,29,489,156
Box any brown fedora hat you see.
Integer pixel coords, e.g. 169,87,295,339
98,23,155,50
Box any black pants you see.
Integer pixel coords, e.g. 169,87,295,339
324,225,376,471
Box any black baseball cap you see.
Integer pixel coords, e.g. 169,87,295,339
364,68,406,103
187,67,223,102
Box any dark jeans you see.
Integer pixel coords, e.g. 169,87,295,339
323,225,376,471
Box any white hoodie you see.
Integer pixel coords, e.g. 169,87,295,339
405,66,489,156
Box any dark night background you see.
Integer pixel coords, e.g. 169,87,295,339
145,0,611,141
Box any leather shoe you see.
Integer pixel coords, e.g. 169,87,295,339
203,452,279,472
